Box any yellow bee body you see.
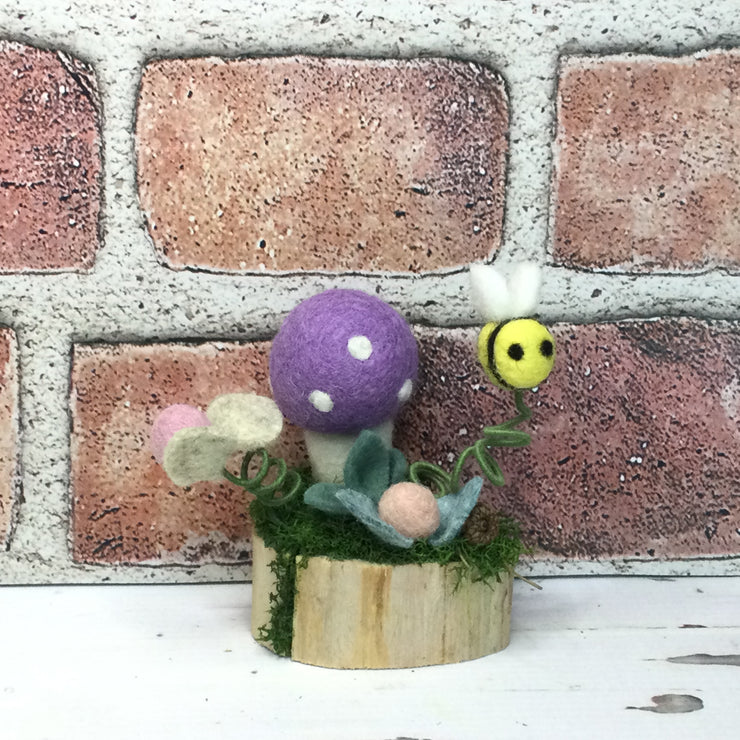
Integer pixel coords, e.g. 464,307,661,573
476,318,556,390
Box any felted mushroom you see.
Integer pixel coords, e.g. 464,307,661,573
269,289,418,483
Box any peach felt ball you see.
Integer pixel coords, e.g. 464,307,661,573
150,404,211,464
378,482,440,539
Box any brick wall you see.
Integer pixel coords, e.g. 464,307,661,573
0,0,738,582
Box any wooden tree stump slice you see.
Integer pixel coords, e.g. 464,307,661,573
250,534,277,647
250,535,513,669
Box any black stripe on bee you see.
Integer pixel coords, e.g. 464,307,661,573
486,322,515,390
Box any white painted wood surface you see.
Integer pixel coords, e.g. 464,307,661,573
1,578,739,739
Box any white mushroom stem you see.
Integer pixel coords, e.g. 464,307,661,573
304,419,394,483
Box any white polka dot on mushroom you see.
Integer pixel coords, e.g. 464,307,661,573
347,335,373,361
309,390,334,413
398,379,413,403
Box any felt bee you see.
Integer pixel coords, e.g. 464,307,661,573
469,262,555,390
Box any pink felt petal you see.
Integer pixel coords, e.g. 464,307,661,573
150,404,210,464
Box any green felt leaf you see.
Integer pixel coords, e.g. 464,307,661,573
429,477,483,546
343,430,395,501
335,490,414,549
303,481,346,515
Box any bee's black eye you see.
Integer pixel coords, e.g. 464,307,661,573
540,339,554,358
507,343,524,361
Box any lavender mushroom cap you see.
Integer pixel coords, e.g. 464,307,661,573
269,289,418,434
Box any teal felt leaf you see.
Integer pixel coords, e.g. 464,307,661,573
428,477,483,547
343,430,395,502
388,446,409,486
335,490,415,549
303,481,346,515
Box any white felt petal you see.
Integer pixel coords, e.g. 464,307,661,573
162,427,238,487
206,393,284,450
508,262,542,318
469,263,510,322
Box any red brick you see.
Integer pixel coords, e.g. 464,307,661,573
71,320,739,565
0,329,19,548
0,43,101,271
70,342,305,565
136,56,507,272
396,320,740,560
554,52,740,272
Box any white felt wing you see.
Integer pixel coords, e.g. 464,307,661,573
469,263,511,322
508,262,542,318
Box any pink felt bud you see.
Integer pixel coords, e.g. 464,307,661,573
378,482,440,539
150,404,210,464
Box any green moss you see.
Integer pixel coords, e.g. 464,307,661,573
249,487,526,657
241,391,537,657
254,548,300,657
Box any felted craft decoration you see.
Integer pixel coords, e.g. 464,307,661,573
403,262,556,501
462,500,501,545
378,482,440,539
151,404,210,465
149,270,555,669
269,288,418,483
302,429,482,548
469,262,556,390
150,393,283,487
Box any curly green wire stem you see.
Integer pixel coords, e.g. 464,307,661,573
406,461,453,497
223,448,301,508
497,388,532,430
409,389,533,495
